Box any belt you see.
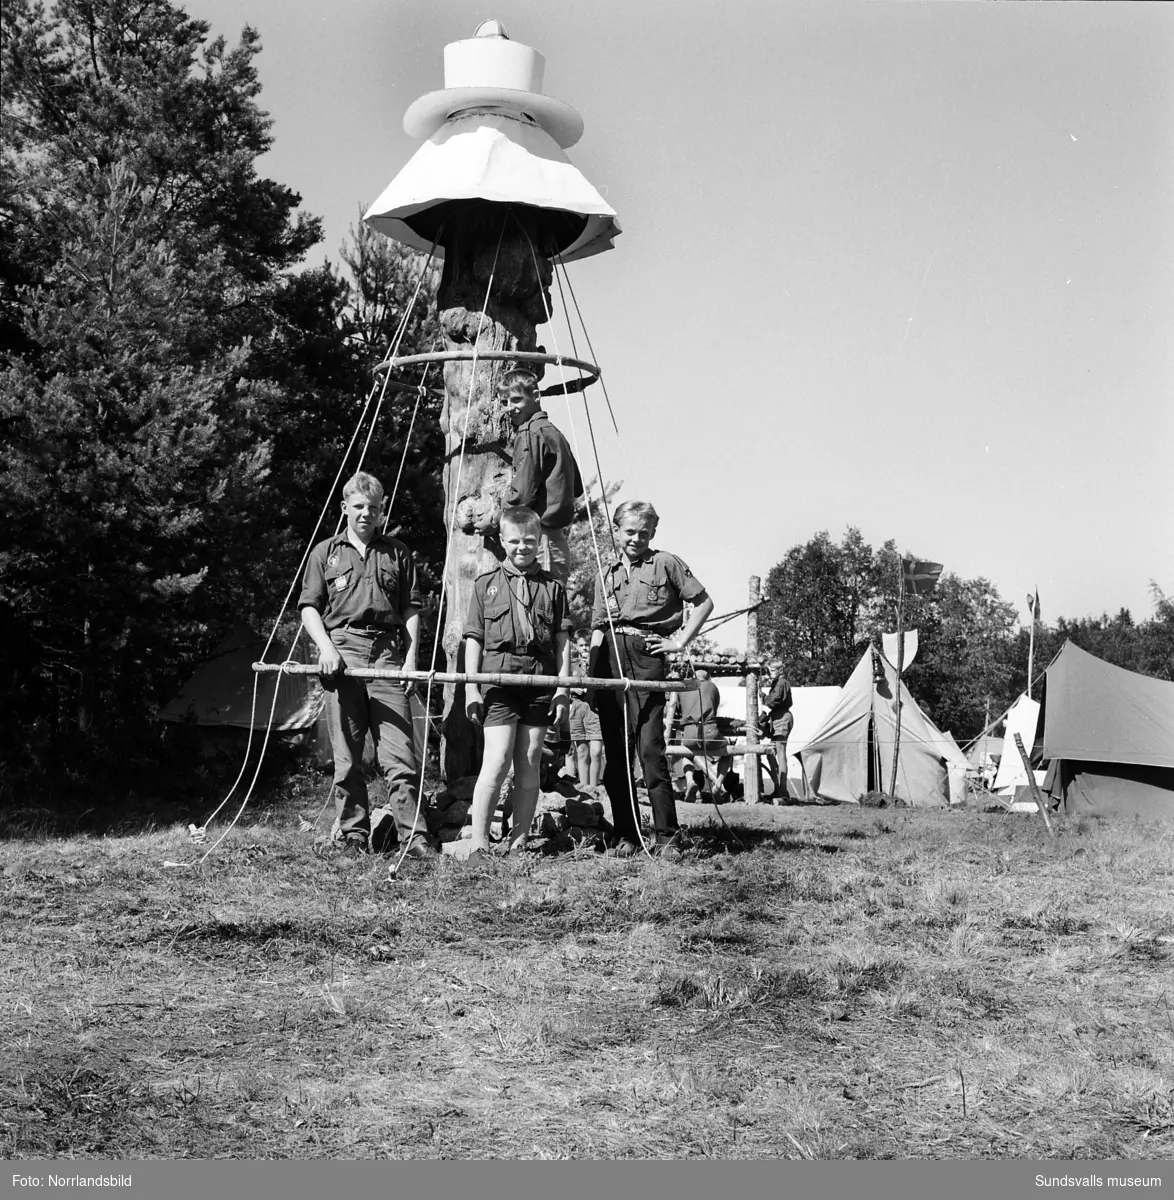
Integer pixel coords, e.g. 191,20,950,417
340,624,397,636
610,624,657,638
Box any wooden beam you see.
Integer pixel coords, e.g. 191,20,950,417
253,662,704,694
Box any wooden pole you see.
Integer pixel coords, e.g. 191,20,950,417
253,662,702,693
1013,732,1055,836
744,575,761,805
887,561,906,799
1027,598,1036,700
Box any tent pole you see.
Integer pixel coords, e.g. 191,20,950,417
887,560,906,799
744,575,762,805
1027,604,1036,700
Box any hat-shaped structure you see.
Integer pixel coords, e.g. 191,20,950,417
364,21,620,263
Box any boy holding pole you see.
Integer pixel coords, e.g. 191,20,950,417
299,471,436,861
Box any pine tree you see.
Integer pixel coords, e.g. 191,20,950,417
0,0,330,750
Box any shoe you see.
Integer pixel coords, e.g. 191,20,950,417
339,838,368,860
404,838,439,861
610,839,640,859
653,833,686,862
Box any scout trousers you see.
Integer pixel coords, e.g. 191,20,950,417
325,628,424,846
594,632,678,844
538,525,571,587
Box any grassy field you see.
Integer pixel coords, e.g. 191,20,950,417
2,782,1173,1161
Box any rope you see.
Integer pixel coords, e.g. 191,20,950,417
519,222,653,860
167,239,441,868
553,256,638,497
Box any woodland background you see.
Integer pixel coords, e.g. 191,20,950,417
2,0,1171,808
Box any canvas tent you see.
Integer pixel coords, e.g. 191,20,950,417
159,628,330,758
703,679,842,799
1041,641,1174,818
161,629,432,767
798,647,969,807
705,681,840,801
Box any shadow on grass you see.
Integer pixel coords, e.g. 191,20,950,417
0,750,325,841
687,826,859,857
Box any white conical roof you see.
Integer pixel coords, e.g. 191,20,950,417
364,112,620,263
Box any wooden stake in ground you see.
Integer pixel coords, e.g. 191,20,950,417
745,575,761,805
1013,732,1056,836
887,563,906,800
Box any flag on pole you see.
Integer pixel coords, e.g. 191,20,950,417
902,557,943,595
1026,588,1041,621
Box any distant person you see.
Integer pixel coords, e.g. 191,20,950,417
761,660,794,804
670,668,731,802
569,628,604,788
589,501,714,860
502,368,584,586
463,506,571,861
299,471,436,861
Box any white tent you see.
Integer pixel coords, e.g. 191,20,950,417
712,679,842,800
798,648,969,807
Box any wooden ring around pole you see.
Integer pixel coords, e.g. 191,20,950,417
374,349,601,397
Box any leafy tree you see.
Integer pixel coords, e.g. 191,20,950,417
759,528,887,686
759,528,1018,738
1019,586,1174,687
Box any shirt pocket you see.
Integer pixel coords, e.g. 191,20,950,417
531,589,555,645
325,566,353,596
483,596,513,646
642,581,668,607
377,563,400,603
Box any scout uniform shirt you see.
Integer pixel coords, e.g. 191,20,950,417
506,410,584,530
298,531,422,632
590,550,707,636
463,560,567,676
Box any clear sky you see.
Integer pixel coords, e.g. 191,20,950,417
186,0,1173,647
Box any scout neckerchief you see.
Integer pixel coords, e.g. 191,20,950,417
501,558,541,647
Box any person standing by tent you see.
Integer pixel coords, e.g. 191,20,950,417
501,368,584,586
569,628,604,788
762,660,794,804
299,471,437,861
667,668,730,802
588,501,714,859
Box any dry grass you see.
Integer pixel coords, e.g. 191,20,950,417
2,788,1173,1160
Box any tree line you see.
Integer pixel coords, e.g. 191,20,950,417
2,0,1169,796
758,529,1174,740
0,0,442,778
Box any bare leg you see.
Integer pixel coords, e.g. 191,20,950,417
508,724,548,851
469,723,517,852
588,739,603,787
575,742,591,787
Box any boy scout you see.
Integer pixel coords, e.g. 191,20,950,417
501,368,583,586
463,506,571,859
589,501,714,859
299,471,436,860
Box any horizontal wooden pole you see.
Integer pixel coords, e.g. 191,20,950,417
253,662,702,694
668,742,775,757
